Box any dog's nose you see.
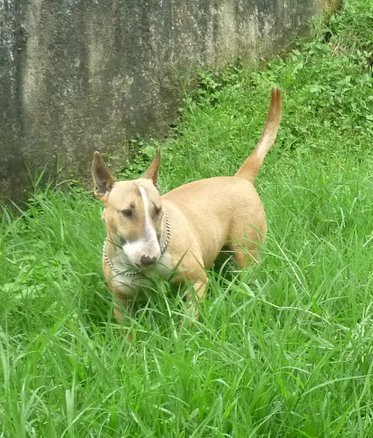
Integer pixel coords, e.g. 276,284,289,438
140,255,157,266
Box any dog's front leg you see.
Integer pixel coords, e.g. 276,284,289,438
113,298,132,324
112,290,138,341
184,272,208,322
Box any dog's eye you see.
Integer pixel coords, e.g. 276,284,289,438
121,209,133,218
154,206,162,216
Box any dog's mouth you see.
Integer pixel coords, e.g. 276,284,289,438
134,257,159,269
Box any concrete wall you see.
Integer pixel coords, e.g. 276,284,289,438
0,0,322,202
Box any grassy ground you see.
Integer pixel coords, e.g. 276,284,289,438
1,1,372,436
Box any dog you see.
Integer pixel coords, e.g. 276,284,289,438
92,88,281,324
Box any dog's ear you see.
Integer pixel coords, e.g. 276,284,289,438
91,151,116,199
143,149,161,188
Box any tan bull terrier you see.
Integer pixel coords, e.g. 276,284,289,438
92,88,281,324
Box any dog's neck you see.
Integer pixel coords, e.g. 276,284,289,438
103,212,171,277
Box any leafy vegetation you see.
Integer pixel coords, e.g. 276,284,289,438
1,0,372,436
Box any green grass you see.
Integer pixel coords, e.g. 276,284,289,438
1,0,372,436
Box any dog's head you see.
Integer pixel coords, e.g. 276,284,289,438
92,150,164,269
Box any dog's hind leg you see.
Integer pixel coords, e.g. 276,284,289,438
228,232,264,269
228,218,266,268
231,243,261,268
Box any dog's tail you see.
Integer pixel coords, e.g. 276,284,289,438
235,88,281,183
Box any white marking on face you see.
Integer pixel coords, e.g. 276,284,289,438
139,186,158,242
121,185,161,267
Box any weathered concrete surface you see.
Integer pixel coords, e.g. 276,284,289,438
0,0,323,202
